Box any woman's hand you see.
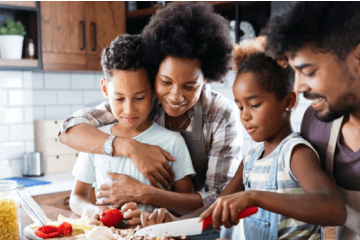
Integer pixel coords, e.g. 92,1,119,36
125,139,176,190
140,208,179,227
199,191,255,230
96,173,148,208
121,202,142,227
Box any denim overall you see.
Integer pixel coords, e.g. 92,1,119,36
242,135,296,240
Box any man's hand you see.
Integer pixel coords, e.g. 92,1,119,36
140,208,179,227
96,173,147,208
124,139,176,190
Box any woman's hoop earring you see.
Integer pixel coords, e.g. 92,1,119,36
286,108,290,111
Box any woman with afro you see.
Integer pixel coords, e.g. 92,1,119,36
58,2,242,236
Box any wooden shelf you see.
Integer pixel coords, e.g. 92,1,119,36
126,1,235,19
0,1,36,8
0,58,38,67
127,6,164,18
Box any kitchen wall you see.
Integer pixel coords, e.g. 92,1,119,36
0,69,310,178
0,1,302,178
0,71,104,178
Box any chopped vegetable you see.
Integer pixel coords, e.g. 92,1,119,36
58,222,73,235
34,226,60,238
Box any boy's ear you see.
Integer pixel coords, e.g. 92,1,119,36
100,78,109,99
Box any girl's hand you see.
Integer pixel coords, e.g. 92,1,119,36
140,208,179,227
121,202,142,227
199,191,255,230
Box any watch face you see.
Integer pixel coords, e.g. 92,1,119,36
104,145,112,154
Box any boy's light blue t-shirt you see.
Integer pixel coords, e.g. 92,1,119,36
72,122,196,212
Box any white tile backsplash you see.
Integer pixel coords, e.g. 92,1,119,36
58,90,83,105
0,142,25,160
9,90,33,106
0,125,9,142
0,107,24,124
10,124,34,141
83,90,104,105
33,106,45,119
45,106,71,119
71,73,96,89
0,89,8,106
23,71,33,88
44,73,70,89
0,71,23,88
0,70,312,178
33,90,58,105
32,72,44,89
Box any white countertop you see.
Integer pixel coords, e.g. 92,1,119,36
22,172,75,196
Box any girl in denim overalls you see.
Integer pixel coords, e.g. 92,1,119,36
199,37,346,239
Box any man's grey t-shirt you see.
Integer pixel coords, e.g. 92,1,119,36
300,106,360,191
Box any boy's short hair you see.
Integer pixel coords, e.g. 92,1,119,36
101,34,149,84
261,2,360,60
141,2,233,82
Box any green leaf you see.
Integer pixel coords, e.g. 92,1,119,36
0,19,26,36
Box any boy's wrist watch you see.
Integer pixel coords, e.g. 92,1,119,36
103,135,117,156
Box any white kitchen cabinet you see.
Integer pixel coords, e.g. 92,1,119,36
34,119,78,174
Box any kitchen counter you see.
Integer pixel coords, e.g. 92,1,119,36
22,172,75,196
21,205,193,240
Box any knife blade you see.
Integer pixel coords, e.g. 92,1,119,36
135,206,258,238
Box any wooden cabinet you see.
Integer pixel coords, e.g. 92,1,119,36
85,1,126,71
40,2,86,70
40,1,126,71
0,1,36,8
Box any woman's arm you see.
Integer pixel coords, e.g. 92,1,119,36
200,144,347,229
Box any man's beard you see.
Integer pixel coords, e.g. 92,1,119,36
313,92,357,122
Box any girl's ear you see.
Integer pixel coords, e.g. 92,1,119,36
286,91,297,110
101,78,109,99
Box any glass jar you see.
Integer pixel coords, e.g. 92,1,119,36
0,180,23,240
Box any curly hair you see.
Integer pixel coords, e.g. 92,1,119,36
101,34,147,82
261,2,360,60
233,37,294,100
141,2,233,82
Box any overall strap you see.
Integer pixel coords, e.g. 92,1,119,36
266,135,292,190
243,145,264,187
325,116,344,180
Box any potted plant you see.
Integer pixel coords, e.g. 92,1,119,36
0,19,26,59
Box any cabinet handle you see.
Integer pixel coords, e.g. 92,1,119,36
80,21,86,51
91,22,97,51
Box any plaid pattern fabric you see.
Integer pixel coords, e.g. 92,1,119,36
59,84,242,206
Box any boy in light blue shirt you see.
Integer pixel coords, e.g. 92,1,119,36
70,34,195,226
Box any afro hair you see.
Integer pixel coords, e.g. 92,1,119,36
141,2,233,82
233,36,294,100
261,2,360,60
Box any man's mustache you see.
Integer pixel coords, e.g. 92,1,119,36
303,92,325,100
